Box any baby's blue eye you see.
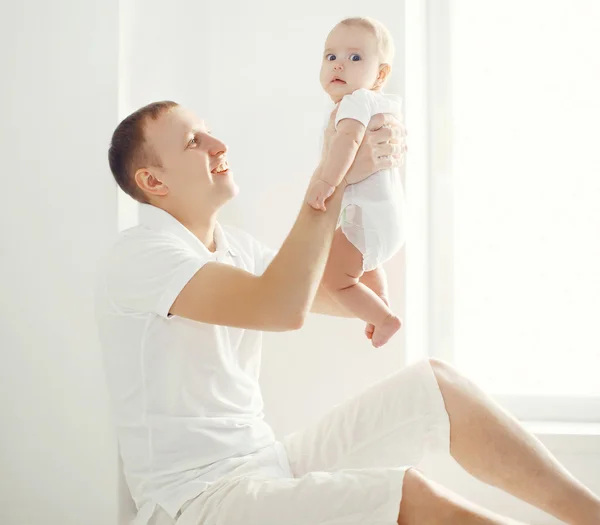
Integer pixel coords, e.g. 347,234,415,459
350,54,361,62
326,54,336,61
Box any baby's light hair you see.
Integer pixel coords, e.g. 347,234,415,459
338,17,395,64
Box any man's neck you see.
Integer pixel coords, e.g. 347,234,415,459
169,207,219,253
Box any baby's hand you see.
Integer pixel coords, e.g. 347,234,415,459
306,179,335,211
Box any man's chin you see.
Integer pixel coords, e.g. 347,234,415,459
219,179,239,202
228,182,240,199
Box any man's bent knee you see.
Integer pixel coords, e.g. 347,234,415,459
427,357,491,414
397,468,451,524
428,357,455,377
428,357,467,389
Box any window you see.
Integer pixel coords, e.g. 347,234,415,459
406,0,600,420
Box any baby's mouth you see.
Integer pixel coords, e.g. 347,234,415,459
331,77,347,85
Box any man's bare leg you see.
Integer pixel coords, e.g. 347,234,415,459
429,358,600,525
397,468,529,524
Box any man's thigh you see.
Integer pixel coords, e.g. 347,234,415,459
283,359,451,476
175,468,407,525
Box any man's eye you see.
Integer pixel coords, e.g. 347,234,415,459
350,54,361,62
326,54,336,61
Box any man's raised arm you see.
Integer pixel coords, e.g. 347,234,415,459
170,171,347,331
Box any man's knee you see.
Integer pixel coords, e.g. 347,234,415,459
402,467,438,500
428,357,465,387
398,468,452,524
427,357,487,407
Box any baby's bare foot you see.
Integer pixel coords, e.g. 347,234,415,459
365,323,375,340
371,314,402,348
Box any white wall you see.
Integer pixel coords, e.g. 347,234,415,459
0,2,119,524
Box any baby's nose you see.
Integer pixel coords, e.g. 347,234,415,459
334,63,343,71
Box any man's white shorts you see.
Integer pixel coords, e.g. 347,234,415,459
150,359,451,525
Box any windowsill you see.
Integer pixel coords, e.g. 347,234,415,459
524,421,600,455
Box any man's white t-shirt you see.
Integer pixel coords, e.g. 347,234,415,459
95,204,279,524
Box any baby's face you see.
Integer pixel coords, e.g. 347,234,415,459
320,24,383,103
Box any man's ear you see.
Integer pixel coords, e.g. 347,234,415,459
373,63,392,90
134,168,169,198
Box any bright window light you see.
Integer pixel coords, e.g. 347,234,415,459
451,1,600,395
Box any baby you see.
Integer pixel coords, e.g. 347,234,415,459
307,17,406,348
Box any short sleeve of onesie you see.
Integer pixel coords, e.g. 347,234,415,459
335,88,375,129
335,88,403,130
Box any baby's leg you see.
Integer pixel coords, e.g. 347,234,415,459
322,229,401,347
360,267,390,341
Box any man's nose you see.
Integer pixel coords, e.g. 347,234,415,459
208,136,228,157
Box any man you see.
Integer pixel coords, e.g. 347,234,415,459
96,101,600,525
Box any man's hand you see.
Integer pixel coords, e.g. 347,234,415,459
345,113,407,186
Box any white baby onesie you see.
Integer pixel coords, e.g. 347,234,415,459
335,88,405,271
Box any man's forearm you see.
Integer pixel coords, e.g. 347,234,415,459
261,171,346,326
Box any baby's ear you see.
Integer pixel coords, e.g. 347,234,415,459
375,64,392,89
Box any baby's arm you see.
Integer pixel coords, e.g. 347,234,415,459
307,118,366,210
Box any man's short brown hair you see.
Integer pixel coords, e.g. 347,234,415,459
108,101,179,203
